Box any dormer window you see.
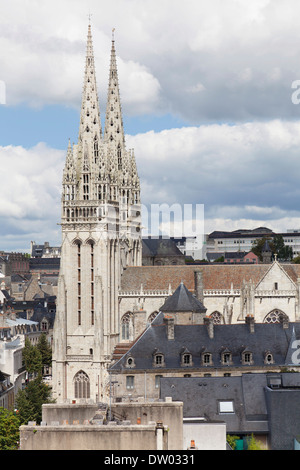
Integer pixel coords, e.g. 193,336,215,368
221,350,232,365
181,353,192,367
242,350,253,365
155,355,163,365
202,352,213,366
264,351,274,364
126,356,135,369
153,351,165,368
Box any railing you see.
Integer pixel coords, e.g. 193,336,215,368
256,290,295,296
203,289,240,296
119,290,171,297
66,355,93,362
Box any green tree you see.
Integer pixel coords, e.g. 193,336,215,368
252,235,293,261
0,407,20,450
37,333,52,370
22,338,42,375
251,237,273,261
227,434,239,450
15,374,54,425
246,434,265,450
273,235,293,261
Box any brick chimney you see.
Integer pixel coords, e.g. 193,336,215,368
194,270,204,302
245,315,255,333
164,315,175,340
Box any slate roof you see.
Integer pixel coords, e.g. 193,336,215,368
160,282,206,313
120,263,300,291
160,374,269,433
142,237,184,257
208,227,274,239
30,303,55,328
110,312,300,372
29,258,60,271
159,372,300,447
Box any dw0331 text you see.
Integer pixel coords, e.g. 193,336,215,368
148,454,194,465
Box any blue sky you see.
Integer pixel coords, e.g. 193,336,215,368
0,105,188,149
2,0,300,251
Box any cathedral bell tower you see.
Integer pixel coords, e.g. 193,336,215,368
52,24,142,404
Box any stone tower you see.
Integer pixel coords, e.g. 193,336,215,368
52,24,142,403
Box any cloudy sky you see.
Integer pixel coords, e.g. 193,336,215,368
1,0,300,251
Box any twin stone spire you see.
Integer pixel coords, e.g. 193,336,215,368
62,24,140,222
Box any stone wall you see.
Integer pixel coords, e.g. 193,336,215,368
20,399,183,450
19,422,166,451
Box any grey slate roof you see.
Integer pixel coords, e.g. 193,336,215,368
160,282,206,313
142,237,184,257
110,313,300,372
160,372,300,448
265,381,300,449
160,374,269,433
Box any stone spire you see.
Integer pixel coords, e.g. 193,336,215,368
78,23,102,168
104,29,126,166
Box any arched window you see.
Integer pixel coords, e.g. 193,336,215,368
94,139,99,160
117,145,122,170
147,311,159,324
264,309,289,324
74,370,90,399
210,311,223,324
121,312,133,341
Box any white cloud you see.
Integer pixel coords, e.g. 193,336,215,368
0,143,64,250
1,0,300,248
1,0,300,121
127,119,300,228
1,117,300,249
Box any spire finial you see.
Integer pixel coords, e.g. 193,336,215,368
112,28,115,42
88,12,92,25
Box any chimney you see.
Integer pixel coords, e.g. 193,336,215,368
204,316,214,339
282,315,289,329
194,270,203,302
245,315,255,333
164,315,175,340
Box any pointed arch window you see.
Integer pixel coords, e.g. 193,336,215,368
121,312,133,341
210,311,223,324
117,145,122,170
94,138,99,159
147,311,159,325
74,370,90,399
264,310,289,324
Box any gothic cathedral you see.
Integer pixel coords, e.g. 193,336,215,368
52,24,142,403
